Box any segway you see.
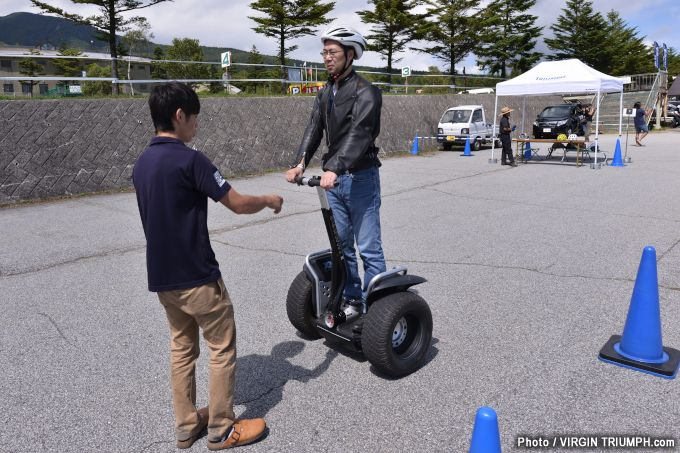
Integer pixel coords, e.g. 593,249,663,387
286,175,433,377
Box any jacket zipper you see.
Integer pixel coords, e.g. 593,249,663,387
325,85,332,147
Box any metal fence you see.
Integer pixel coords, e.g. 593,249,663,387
0,53,504,97
3,53,667,99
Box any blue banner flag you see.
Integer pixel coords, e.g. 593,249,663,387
653,41,659,69
662,43,668,71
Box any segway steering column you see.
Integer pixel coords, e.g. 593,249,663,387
295,176,347,328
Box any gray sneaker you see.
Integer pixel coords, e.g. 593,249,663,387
343,298,366,317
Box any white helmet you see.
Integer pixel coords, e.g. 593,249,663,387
320,25,366,60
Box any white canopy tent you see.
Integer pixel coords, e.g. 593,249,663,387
491,59,625,167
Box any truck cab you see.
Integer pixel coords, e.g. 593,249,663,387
437,105,496,151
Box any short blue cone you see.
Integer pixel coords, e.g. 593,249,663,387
461,137,473,156
523,142,532,160
610,138,624,167
599,246,680,378
411,135,419,155
469,406,501,453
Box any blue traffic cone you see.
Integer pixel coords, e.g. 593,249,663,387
599,246,680,379
461,137,473,157
469,406,501,453
523,142,532,160
610,138,624,167
411,135,419,155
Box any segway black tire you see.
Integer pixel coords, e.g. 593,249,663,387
362,291,433,377
286,271,322,339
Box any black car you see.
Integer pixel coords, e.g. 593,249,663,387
532,104,582,139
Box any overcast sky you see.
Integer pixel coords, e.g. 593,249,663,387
1,0,678,73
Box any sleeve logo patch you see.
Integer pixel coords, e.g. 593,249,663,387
213,170,226,188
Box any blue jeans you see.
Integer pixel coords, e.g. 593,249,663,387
327,166,386,300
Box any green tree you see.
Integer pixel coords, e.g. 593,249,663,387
240,45,267,93
667,47,680,78
82,63,112,96
121,24,155,95
602,10,653,75
544,0,608,70
418,65,451,93
19,50,44,97
151,46,167,79
413,0,481,83
476,0,542,78
357,0,422,86
249,0,334,93
208,65,224,94
122,23,154,58
30,0,171,94
53,47,83,77
164,38,211,86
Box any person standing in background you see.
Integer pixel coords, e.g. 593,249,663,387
633,101,652,146
499,106,517,166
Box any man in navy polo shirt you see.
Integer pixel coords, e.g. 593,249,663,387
133,82,282,451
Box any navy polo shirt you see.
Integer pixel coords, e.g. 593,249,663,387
132,136,231,292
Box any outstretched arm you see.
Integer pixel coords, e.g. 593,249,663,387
220,188,282,214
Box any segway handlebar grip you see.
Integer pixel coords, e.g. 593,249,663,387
294,175,321,187
295,176,338,187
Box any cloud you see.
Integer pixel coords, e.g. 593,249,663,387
1,0,677,71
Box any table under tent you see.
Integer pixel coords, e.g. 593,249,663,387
490,59,625,167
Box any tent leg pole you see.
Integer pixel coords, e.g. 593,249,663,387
620,89,631,163
489,96,499,164
591,90,602,170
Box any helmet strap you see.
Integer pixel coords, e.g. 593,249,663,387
331,47,354,82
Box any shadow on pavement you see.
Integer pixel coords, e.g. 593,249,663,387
234,340,337,419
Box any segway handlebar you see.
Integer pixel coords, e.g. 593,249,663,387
295,175,321,187
294,176,338,187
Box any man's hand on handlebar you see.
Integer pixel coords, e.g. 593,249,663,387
320,171,337,189
285,166,303,183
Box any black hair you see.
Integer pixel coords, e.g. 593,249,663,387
148,82,201,132
634,101,641,109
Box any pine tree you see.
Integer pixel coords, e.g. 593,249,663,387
30,0,170,94
413,0,481,82
244,45,267,94
53,47,83,77
249,0,334,68
476,0,542,78
602,10,653,75
18,50,44,97
544,0,609,71
667,48,680,77
357,0,422,86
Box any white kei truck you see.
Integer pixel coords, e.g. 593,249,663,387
436,105,499,151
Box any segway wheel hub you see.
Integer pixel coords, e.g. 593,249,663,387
392,316,408,348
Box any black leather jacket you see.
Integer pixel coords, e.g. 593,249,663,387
293,70,382,174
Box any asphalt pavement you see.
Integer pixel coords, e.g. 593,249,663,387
1,131,679,452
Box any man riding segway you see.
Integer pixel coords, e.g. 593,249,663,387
284,26,433,378
285,25,385,315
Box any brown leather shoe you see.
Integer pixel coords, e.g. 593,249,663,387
177,406,209,449
207,418,267,450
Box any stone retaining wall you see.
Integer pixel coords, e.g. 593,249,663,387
0,93,561,204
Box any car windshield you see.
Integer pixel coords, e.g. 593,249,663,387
539,105,572,118
441,109,471,123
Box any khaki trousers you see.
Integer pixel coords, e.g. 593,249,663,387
157,277,236,442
